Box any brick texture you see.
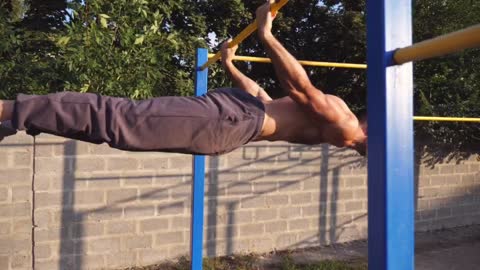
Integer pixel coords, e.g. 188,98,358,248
1,134,480,269
0,133,33,270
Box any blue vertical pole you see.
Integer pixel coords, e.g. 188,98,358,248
367,1,414,270
191,48,208,270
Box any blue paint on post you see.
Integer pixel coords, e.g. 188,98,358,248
191,48,208,270
367,1,414,270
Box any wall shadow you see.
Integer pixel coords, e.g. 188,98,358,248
318,144,329,244
206,156,219,257
35,138,479,270
59,141,83,269
202,143,366,255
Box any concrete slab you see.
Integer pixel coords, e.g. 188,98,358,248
266,225,480,269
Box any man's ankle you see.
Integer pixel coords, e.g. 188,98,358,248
0,100,14,122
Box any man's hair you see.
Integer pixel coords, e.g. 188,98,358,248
355,108,367,157
356,141,367,157
356,108,367,124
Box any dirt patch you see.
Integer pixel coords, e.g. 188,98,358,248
121,224,480,270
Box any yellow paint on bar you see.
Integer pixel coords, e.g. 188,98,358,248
414,116,480,123
208,54,367,69
394,24,480,65
201,0,289,70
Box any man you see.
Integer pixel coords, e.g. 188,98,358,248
0,2,367,156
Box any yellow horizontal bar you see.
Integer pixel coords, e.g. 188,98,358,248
394,24,480,65
208,54,367,69
414,116,480,122
201,0,289,70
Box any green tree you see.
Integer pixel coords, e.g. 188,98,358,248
205,0,367,112
56,0,208,98
413,0,480,152
2,0,480,154
0,0,67,99
22,0,68,30
1,0,367,101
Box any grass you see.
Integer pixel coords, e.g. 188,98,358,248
279,254,367,270
124,252,367,270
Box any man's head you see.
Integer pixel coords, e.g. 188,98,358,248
353,110,367,156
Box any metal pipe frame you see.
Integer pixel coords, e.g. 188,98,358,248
201,0,290,70
394,24,480,65
208,54,367,69
367,1,415,269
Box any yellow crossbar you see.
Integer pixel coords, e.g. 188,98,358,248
208,54,367,69
394,24,480,65
414,116,480,123
201,0,290,70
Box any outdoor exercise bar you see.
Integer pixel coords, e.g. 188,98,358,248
201,0,289,70
207,56,480,123
394,24,480,65
191,1,480,270
414,116,480,122
208,54,367,69
191,48,208,270
367,1,414,269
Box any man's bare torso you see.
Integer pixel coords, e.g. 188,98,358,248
255,95,358,148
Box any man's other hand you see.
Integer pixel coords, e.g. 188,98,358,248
220,39,238,66
256,0,276,40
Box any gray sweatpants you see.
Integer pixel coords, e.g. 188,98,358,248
12,88,265,155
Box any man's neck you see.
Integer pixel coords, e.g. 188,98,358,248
345,129,367,152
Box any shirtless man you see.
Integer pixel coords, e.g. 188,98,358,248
0,2,367,156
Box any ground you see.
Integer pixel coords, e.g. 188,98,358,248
122,224,480,270
415,225,480,270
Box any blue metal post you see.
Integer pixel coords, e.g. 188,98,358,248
367,1,414,270
191,48,208,270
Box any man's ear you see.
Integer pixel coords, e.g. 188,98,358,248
361,122,368,136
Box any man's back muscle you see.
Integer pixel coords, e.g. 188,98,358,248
256,95,356,146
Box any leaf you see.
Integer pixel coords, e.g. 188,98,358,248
134,35,145,45
80,84,90,93
99,14,111,18
150,21,159,32
150,55,157,64
132,89,141,99
100,17,108,28
57,36,71,46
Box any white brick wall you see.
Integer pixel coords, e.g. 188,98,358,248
0,133,33,270
0,133,479,270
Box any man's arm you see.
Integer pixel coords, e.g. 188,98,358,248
255,2,345,122
221,40,272,102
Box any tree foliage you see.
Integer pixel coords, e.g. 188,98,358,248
0,1,67,98
0,0,479,151
56,0,210,98
413,0,480,152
